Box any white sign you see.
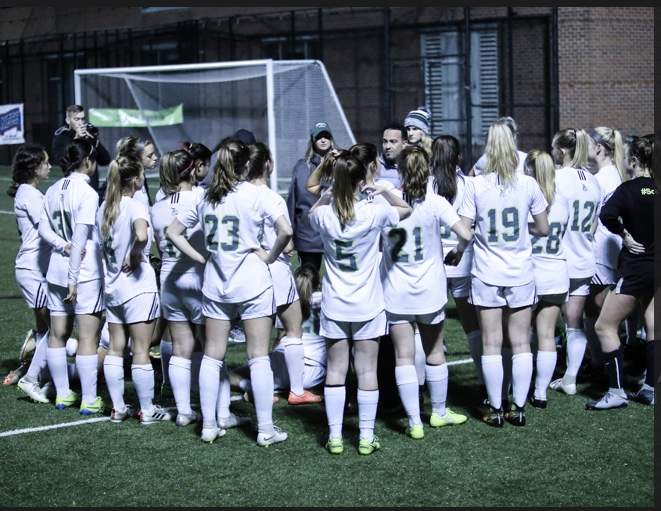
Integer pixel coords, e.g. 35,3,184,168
0,103,25,144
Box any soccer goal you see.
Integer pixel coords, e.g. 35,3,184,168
75,59,355,194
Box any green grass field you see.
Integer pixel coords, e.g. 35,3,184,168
0,167,655,507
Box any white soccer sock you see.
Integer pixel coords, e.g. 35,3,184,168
564,328,587,381
169,356,192,415
76,353,99,405
131,363,155,414
425,362,449,417
466,330,484,384
357,388,379,442
216,362,232,420
159,340,173,385
26,331,49,380
46,346,71,397
282,336,305,396
249,356,275,434
324,385,346,440
481,355,503,409
395,364,421,427
103,355,126,412
199,355,221,427
533,350,557,400
511,352,533,408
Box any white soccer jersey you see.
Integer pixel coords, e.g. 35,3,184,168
592,164,622,270
310,197,399,321
530,191,570,296
14,184,50,273
40,173,103,286
380,192,459,315
151,188,207,276
176,180,282,303
428,173,476,278
97,196,158,307
275,291,326,366
254,183,291,266
554,166,604,279
459,172,548,287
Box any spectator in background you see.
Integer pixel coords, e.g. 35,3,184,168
404,106,433,157
287,121,340,274
51,104,111,193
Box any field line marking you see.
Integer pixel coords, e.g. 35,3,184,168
0,416,110,437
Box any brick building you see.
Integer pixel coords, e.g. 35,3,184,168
0,6,654,172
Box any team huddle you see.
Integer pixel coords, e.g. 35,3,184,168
5,104,656,455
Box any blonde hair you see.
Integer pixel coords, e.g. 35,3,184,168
552,128,589,170
294,263,320,321
526,149,555,213
483,121,518,189
101,155,143,241
589,127,627,182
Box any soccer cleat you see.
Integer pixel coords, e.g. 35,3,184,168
17,376,50,404
175,410,201,427
585,392,628,410
3,361,30,386
138,405,173,425
326,437,344,454
243,391,279,405
482,406,504,428
201,425,226,443
218,412,252,429
504,403,526,426
110,405,138,423
288,389,323,405
228,321,246,343
549,378,577,395
80,396,104,415
530,396,548,409
257,426,288,446
19,329,37,361
55,391,79,409
407,424,424,439
430,408,467,427
627,387,654,406
358,436,381,455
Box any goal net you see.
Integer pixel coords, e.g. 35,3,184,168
75,60,355,194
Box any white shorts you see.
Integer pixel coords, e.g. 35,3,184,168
320,310,387,341
447,276,471,299
47,280,104,316
161,271,204,324
15,268,49,309
105,292,160,324
270,349,326,390
386,308,445,326
469,277,536,308
203,286,276,321
591,263,616,287
569,277,592,297
271,262,299,308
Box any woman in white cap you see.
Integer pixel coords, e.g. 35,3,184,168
404,106,433,157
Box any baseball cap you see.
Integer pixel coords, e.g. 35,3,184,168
310,122,332,139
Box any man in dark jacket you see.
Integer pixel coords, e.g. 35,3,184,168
51,104,111,192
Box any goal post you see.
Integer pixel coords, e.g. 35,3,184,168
75,59,355,194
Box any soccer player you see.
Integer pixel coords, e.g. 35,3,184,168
457,119,549,427
380,145,472,439
166,137,293,446
309,150,411,455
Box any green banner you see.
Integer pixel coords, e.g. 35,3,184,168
88,105,183,127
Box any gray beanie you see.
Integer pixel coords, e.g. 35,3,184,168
404,106,432,135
